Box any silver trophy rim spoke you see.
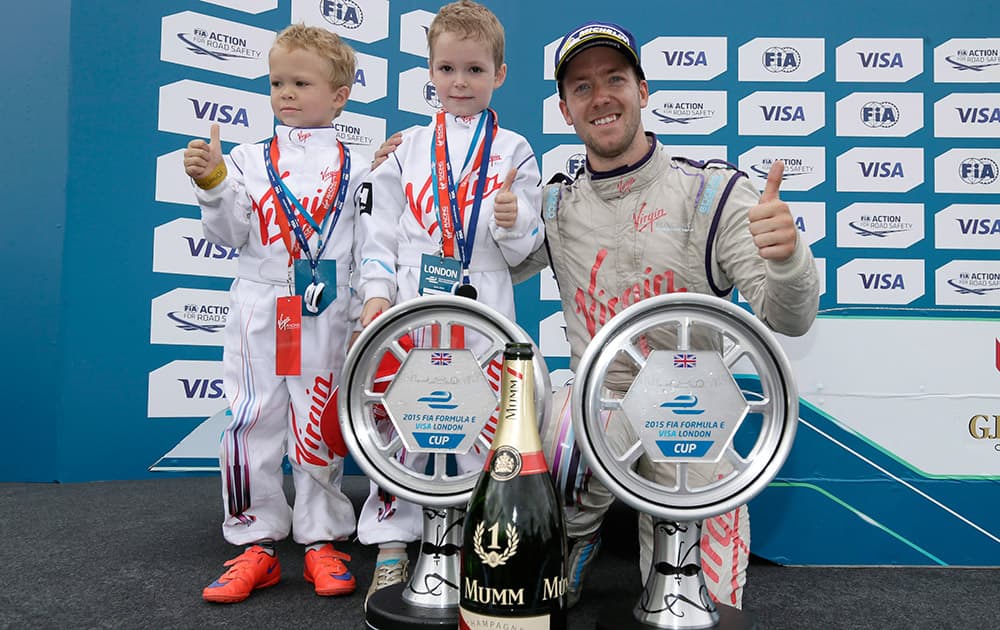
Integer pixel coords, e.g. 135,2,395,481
339,295,551,507
572,293,798,521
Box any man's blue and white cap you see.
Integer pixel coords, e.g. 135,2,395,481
554,21,644,81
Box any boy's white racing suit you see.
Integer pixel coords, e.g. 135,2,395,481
514,134,820,607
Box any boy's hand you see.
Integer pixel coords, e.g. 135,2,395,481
361,297,391,327
748,160,798,262
183,124,226,188
493,168,518,229
370,132,403,170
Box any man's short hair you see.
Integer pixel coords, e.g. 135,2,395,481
428,0,505,70
273,23,356,91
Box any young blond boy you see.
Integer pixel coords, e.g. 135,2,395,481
183,24,370,604
355,0,544,605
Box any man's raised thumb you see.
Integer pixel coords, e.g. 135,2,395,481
761,160,784,203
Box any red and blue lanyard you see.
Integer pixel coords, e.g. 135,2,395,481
263,135,351,284
430,109,497,282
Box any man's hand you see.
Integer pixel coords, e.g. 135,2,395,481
748,160,798,262
493,168,518,229
360,297,391,327
183,124,224,185
370,132,403,171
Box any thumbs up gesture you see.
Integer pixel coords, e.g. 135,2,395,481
183,124,226,189
493,168,519,229
747,160,798,261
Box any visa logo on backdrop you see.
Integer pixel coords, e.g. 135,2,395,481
836,38,923,82
934,93,1000,138
935,149,1000,193
935,261,1000,306
837,259,925,305
836,203,924,248
836,147,924,193
738,146,826,192
738,38,824,82
350,52,388,103
158,79,272,143
290,0,389,44
152,218,239,279
934,38,1000,83
399,9,434,58
738,91,825,136
836,92,923,137
934,205,1000,250
641,37,728,81
148,360,227,418
787,202,826,246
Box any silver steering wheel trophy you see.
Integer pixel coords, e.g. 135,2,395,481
573,293,798,630
339,295,550,630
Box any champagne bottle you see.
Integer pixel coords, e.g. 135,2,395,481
460,343,567,629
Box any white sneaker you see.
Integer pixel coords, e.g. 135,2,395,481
365,556,410,609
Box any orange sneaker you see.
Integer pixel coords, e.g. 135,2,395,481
304,544,356,596
202,545,281,604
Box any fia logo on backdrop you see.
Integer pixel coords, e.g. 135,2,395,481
836,93,924,137
290,0,389,43
738,38,824,82
160,12,272,79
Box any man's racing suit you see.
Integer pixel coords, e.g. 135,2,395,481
514,134,819,607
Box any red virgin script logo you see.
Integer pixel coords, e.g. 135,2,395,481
294,373,338,465
277,315,300,331
254,176,323,247
633,202,666,233
617,176,636,195
405,172,505,232
489,154,503,167
575,249,687,337
296,130,312,142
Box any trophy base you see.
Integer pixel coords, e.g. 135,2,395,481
365,584,459,630
597,602,758,630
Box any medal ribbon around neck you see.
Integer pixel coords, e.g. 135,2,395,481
430,109,497,281
263,135,351,284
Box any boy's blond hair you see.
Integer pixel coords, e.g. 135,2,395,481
427,0,505,70
272,24,356,91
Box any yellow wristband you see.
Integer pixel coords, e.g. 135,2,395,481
195,162,227,190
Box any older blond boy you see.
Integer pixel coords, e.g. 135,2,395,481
356,0,544,605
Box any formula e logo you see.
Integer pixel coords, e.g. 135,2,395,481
189,99,249,127
660,394,704,415
763,47,800,73
960,158,999,185
862,101,899,128
663,50,708,67
858,52,904,68
423,81,441,109
418,390,459,410
321,0,363,29
859,161,905,178
566,153,586,175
